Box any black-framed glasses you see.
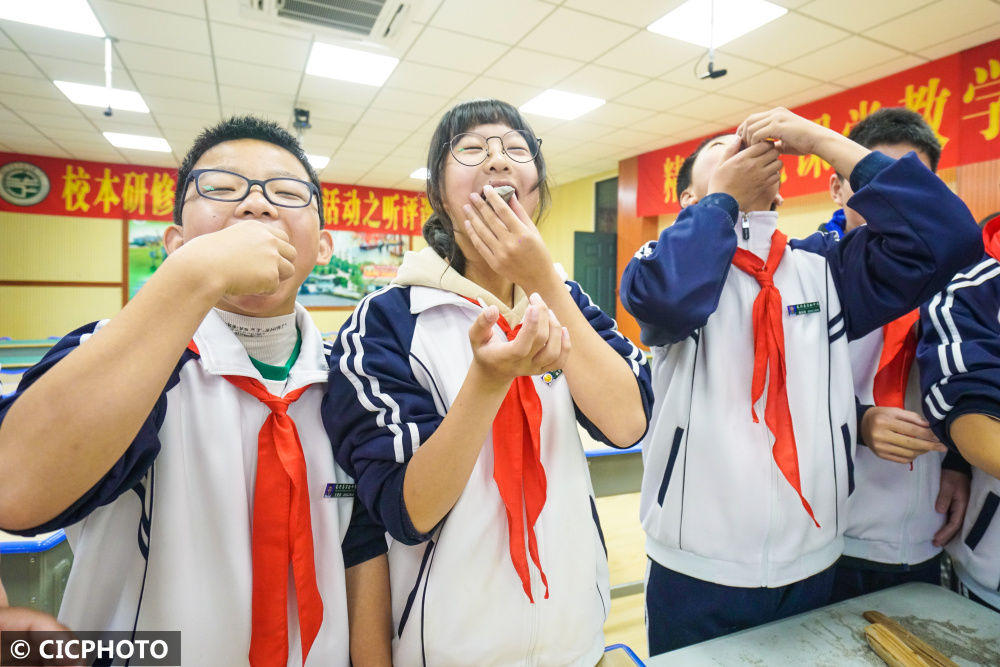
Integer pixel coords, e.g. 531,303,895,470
448,130,542,166
184,168,320,209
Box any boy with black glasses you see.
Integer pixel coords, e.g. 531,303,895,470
0,116,390,666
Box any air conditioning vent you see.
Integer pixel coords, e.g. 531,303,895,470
241,0,412,46
278,0,385,36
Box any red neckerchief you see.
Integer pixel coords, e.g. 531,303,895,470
188,341,324,666
462,298,549,602
872,310,919,410
731,230,820,528
984,214,1000,262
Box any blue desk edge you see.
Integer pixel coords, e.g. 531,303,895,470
0,529,67,554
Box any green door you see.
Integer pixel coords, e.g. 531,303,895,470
573,231,617,315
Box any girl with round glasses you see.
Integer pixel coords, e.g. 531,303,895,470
324,98,652,665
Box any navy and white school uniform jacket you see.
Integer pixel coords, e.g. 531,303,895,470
620,152,981,589
323,248,652,667
845,330,960,566
919,251,1000,611
0,304,385,666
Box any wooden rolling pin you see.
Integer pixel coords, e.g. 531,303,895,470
863,611,959,667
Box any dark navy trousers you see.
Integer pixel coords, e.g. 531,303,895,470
645,559,836,656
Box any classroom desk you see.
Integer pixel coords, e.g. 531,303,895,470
648,583,1000,666
0,529,72,616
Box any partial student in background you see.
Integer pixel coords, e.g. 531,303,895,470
831,108,970,602
919,211,1000,612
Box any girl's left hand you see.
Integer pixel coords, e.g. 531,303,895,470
463,186,558,292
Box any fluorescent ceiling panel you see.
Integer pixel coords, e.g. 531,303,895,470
0,0,105,37
103,132,171,152
409,167,429,179
308,154,330,169
520,90,605,121
648,0,788,49
306,43,399,87
55,80,150,113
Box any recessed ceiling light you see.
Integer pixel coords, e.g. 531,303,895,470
103,132,171,152
409,167,429,180
520,90,605,121
55,80,149,113
0,0,105,37
647,0,787,49
306,43,399,87
308,154,330,169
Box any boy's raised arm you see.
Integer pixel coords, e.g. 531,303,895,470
0,221,295,531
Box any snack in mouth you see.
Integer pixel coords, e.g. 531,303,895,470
492,185,515,202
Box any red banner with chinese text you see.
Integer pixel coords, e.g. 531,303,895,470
636,38,1000,217
0,152,429,236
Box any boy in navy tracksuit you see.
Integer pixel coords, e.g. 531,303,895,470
831,108,970,602
919,215,1000,611
621,107,982,654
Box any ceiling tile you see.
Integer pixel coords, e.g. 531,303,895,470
91,0,211,54
598,127,665,150
210,23,311,69
92,115,160,134
721,13,850,67
0,73,64,100
143,95,219,118
614,80,702,111
429,0,555,43
115,41,216,82
628,112,718,137
596,30,704,78
561,0,686,27
717,69,822,106
215,58,300,95
545,120,623,143
864,0,1000,52
555,64,649,100
918,24,1000,61
775,82,847,111
25,112,94,133
131,71,217,104
779,36,906,82
370,88,451,116
0,22,108,63
102,0,207,19
518,8,637,61
303,103,366,127
485,48,584,89
383,61,475,97
831,54,927,89
583,102,656,128
299,76,379,106
356,107,426,133
660,52,770,89
407,27,509,74
344,123,413,145
670,93,757,123
0,48,38,78
797,0,934,32
218,86,294,116
456,77,545,107
2,94,80,118
31,53,134,91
